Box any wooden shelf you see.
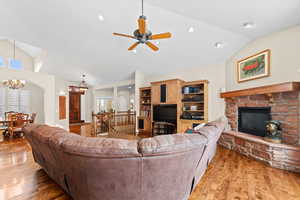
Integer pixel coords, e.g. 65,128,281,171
183,92,204,95
220,82,300,98
183,110,204,112
182,101,204,104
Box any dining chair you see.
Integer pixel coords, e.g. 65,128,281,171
1,111,16,137
31,113,37,123
8,113,30,137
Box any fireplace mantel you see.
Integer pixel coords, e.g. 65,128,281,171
220,82,300,98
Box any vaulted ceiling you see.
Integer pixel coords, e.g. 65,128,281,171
1,0,299,85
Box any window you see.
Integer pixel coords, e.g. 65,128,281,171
0,88,5,119
0,88,31,118
0,56,4,67
19,90,30,113
9,59,22,70
7,89,19,112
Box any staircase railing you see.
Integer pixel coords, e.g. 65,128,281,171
92,111,136,136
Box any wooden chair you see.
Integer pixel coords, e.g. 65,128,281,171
31,113,37,123
1,111,16,137
8,113,30,137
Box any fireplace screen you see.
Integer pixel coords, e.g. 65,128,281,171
238,107,271,137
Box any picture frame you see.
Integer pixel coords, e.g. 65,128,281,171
237,49,270,83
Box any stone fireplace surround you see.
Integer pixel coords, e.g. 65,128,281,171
219,82,300,173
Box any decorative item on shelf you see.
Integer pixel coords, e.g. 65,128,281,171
182,95,203,102
113,0,172,51
79,74,88,92
2,80,26,89
237,49,270,83
190,105,197,111
264,120,282,143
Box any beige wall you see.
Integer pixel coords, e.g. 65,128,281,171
23,82,45,124
143,63,226,121
0,40,34,71
226,25,300,91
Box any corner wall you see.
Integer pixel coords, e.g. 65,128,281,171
226,25,300,91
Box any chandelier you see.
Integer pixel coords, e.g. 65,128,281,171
2,80,26,89
79,74,88,92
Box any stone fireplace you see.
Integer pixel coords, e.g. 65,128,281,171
226,92,300,144
219,82,300,172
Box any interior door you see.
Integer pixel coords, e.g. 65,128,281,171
69,92,81,123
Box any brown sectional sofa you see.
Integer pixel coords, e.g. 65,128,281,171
23,119,225,200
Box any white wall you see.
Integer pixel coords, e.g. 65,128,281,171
84,88,94,122
23,82,44,124
143,64,226,121
226,25,300,91
0,40,34,71
54,77,70,129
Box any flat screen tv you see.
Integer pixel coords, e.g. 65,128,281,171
153,104,177,124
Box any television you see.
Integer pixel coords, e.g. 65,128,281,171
153,104,177,124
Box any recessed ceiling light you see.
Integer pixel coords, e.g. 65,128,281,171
215,42,225,48
188,27,195,33
243,22,255,29
155,41,160,45
98,14,104,21
132,49,137,54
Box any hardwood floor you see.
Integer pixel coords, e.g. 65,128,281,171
0,136,299,200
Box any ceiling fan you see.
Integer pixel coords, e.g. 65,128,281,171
113,0,172,51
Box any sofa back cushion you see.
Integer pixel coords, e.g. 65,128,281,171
196,118,226,141
138,133,207,156
61,134,141,158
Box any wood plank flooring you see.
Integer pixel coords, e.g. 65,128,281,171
0,136,299,200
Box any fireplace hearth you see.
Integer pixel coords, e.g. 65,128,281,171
238,107,271,137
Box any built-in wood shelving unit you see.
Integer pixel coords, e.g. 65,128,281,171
178,80,208,132
138,87,152,134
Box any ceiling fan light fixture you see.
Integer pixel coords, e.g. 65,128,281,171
98,14,104,21
188,27,195,33
243,22,256,29
215,42,225,48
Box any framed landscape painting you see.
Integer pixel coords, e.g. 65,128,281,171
237,49,270,83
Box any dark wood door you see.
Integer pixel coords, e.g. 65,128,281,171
69,92,81,123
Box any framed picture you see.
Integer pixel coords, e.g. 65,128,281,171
237,49,270,83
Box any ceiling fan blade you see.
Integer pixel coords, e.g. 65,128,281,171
150,32,172,40
113,33,135,39
128,42,140,51
138,17,146,34
145,42,159,51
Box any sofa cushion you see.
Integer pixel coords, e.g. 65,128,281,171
61,135,141,158
138,134,208,156
196,118,226,141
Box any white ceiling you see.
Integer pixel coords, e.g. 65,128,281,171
0,0,299,85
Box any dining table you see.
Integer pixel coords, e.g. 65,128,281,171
0,119,34,137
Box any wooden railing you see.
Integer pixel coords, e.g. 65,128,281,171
92,111,136,136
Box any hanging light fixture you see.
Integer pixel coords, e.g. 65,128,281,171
2,80,26,89
2,40,26,89
79,74,88,92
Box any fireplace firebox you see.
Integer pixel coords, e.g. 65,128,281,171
238,107,271,137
